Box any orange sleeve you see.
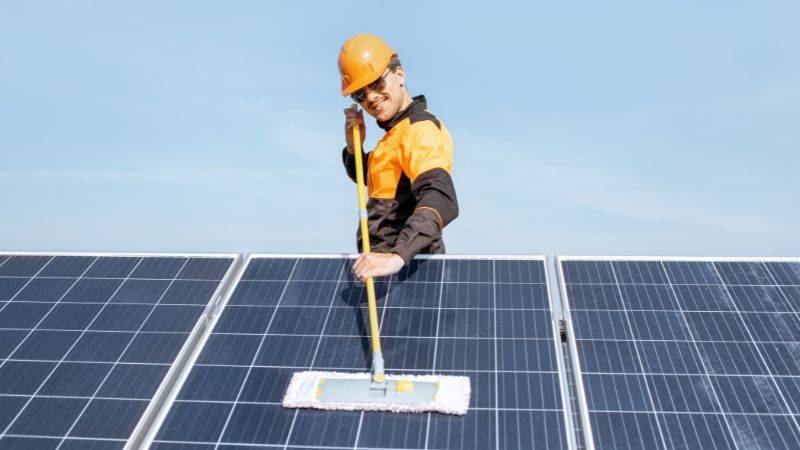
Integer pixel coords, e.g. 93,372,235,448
400,120,453,182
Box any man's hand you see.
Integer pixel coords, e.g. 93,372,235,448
344,105,366,154
352,252,404,282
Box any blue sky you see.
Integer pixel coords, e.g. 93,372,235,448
1,1,798,256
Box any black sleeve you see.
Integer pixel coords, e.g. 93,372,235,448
341,147,368,184
391,168,459,264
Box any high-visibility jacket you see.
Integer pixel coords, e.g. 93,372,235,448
342,95,459,263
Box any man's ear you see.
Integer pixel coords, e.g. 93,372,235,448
394,66,406,86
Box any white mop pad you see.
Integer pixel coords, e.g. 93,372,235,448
282,371,471,415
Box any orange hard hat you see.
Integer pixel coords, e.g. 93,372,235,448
338,34,396,96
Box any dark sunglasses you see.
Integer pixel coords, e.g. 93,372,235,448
350,70,390,103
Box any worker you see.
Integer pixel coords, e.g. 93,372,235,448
339,34,459,282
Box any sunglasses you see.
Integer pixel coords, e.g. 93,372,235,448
350,70,391,103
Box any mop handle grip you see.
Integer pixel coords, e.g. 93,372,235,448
351,109,385,378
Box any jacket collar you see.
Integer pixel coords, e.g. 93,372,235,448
377,95,427,131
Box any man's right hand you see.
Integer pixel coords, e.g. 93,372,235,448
344,105,366,154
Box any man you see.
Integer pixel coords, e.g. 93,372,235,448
339,34,459,282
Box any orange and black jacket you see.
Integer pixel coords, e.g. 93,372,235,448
342,95,459,264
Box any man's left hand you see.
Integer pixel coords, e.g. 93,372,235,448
352,252,405,282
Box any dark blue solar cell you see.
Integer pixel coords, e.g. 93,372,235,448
263,335,343,368
0,277,28,300
659,413,735,450
278,282,338,307
0,255,52,277
565,284,623,310
572,310,632,340
60,439,125,450
286,409,360,447
697,342,768,375
727,413,800,448
758,342,800,376
120,332,188,364
662,261,721,285
267,306,329,335
177,365,248,401
0,301,53,328
743,313,800,342
497,372,560,409
241,258,296,281
198,334,262,366
111,279,171,303
161,280,219,305
62,278,124,303
335,281,388,307
646,374,720,412
0,329,30,358
40,303,104,330
8,396,88,436
155,401,232,442
221,403,294,445
711,375,787,413
213,306,274,334
727,285,791,312
776,377,800,413
638,341,703,374
98,364,170,399
0,254,8,266
496,309,551,339
152,444,214,450
440,282,491,308
590,412,662,450
766,262,800,285
715,261,773,285
228,281,288,306
583,374,651,411
39,256,96,277
627,311,690,340
90,304,153,331
14,277,77,302
392,258,443,283
379,281,439,308
672,284,735,311
0,361,56,394
494,259,547,283
435,337,494,371
40,362,113,397
613,261,668,284
381,307,439,337
617,284,678,310
84,257,141,278
130,257,185,279
66,332,134,363
428,409,496,450
314,306,371,336
177,258,232,280
238,367,294,403
442,259,490,282
0,437,61,449
69,399,148,439
10,330,81,360
0,395,27,429
356,411,427,448
494,283,550,309
141,305,205,332
381,337,436,370
577,340,640,374
562,260,616,284
498,410,567,450
683,311,750,341
290,258,344,281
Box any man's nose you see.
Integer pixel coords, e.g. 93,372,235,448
365,89,383,104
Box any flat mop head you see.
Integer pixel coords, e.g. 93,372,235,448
283,371,470,415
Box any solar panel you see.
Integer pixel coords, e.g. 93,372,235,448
558,257,800,450
147,255,571,449
0,252,237,449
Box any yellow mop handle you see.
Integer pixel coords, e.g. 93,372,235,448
350,107,385,381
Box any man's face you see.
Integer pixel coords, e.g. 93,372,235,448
359,67,406,122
